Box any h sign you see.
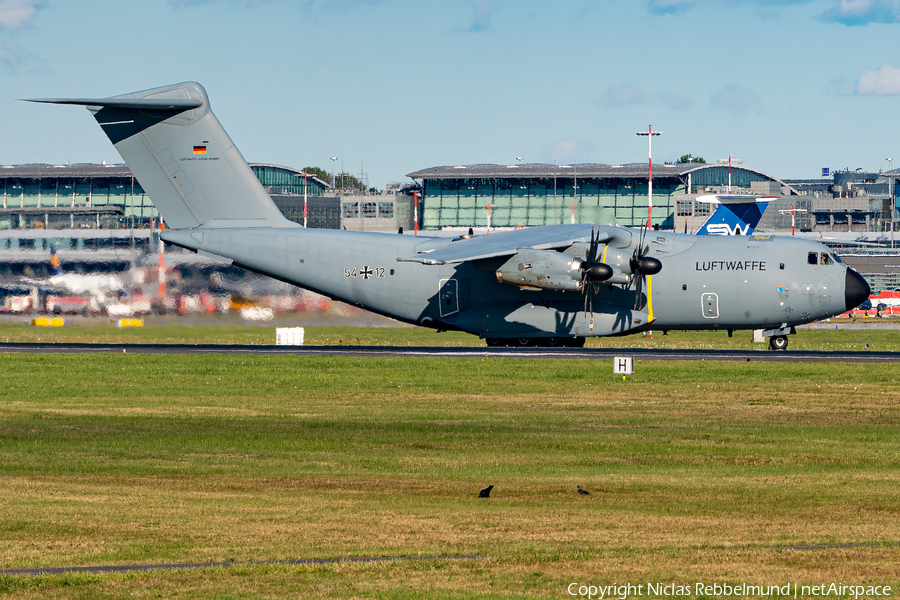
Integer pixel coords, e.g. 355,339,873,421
613,356,634,375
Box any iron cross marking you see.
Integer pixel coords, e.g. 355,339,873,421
361,266,373,280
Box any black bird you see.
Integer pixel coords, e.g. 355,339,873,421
479,485,493,498
577,486,590,495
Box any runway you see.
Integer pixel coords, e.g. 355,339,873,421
0,342,897,362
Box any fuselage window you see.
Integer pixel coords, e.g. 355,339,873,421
807,252,818,265
820,253,833,265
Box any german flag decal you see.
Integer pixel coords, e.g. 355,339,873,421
193,145,207,154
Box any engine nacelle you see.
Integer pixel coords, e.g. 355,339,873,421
495,249,585,291
589,245,632,284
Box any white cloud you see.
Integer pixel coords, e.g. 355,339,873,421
709,83,763,116
0,0,42,29
856,64,900,94
597,84,648,108
0,39,46,72
648,0,815,15
821,0,900,24
833,65,900,95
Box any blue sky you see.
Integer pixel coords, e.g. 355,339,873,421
1,0,899,188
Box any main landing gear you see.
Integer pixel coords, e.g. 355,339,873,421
485,337,586,348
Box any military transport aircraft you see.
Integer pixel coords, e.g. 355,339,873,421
28,82,871,350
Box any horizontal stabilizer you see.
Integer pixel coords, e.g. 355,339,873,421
26,98,202,110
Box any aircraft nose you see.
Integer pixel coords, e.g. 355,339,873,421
845,268,871,312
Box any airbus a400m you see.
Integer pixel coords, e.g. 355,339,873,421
29,82,871,350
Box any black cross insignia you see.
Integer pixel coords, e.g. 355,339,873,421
361,266,373,280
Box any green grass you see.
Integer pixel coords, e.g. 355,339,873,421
0,318,897,350
1,354,899,597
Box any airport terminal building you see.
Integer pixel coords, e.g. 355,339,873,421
406,162,796,230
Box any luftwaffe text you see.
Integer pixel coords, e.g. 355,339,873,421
695,260,766,271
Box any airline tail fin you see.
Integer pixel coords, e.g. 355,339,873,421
28,82,291,230
694,195,776,236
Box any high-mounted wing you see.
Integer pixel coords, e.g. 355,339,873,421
396,224,630,265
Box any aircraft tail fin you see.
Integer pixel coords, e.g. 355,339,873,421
694,194,776,236
29,82,292,230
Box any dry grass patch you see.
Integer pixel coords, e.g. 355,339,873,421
1,355,899,597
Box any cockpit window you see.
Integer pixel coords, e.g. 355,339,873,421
820,253,833,265
832,254,843,264
808,252,818,265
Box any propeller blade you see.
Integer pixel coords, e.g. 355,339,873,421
634,272,644,310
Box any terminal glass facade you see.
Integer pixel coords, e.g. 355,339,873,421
688,166,775,191
422,177,683,229
1,175,157,230
0,164,325,231
251,165,328,196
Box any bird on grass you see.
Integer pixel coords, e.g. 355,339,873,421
479,485,493,498
577,486,590,495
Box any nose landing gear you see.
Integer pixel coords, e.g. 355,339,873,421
769,335,789,351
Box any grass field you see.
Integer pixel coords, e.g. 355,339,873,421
1,344,899,598
0,319,897,350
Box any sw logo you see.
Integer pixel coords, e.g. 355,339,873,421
705,223,749,236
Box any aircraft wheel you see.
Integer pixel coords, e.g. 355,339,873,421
544,337,562,347
515,337,535,347
769,335,789,351
485,338,504,347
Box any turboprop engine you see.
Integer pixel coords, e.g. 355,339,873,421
495,249,613,291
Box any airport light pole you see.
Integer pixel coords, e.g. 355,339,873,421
716,156,743,194
888,158,895,249
330,157,337,194
637,126,661,229
778,205,807,236
294,172,309,228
